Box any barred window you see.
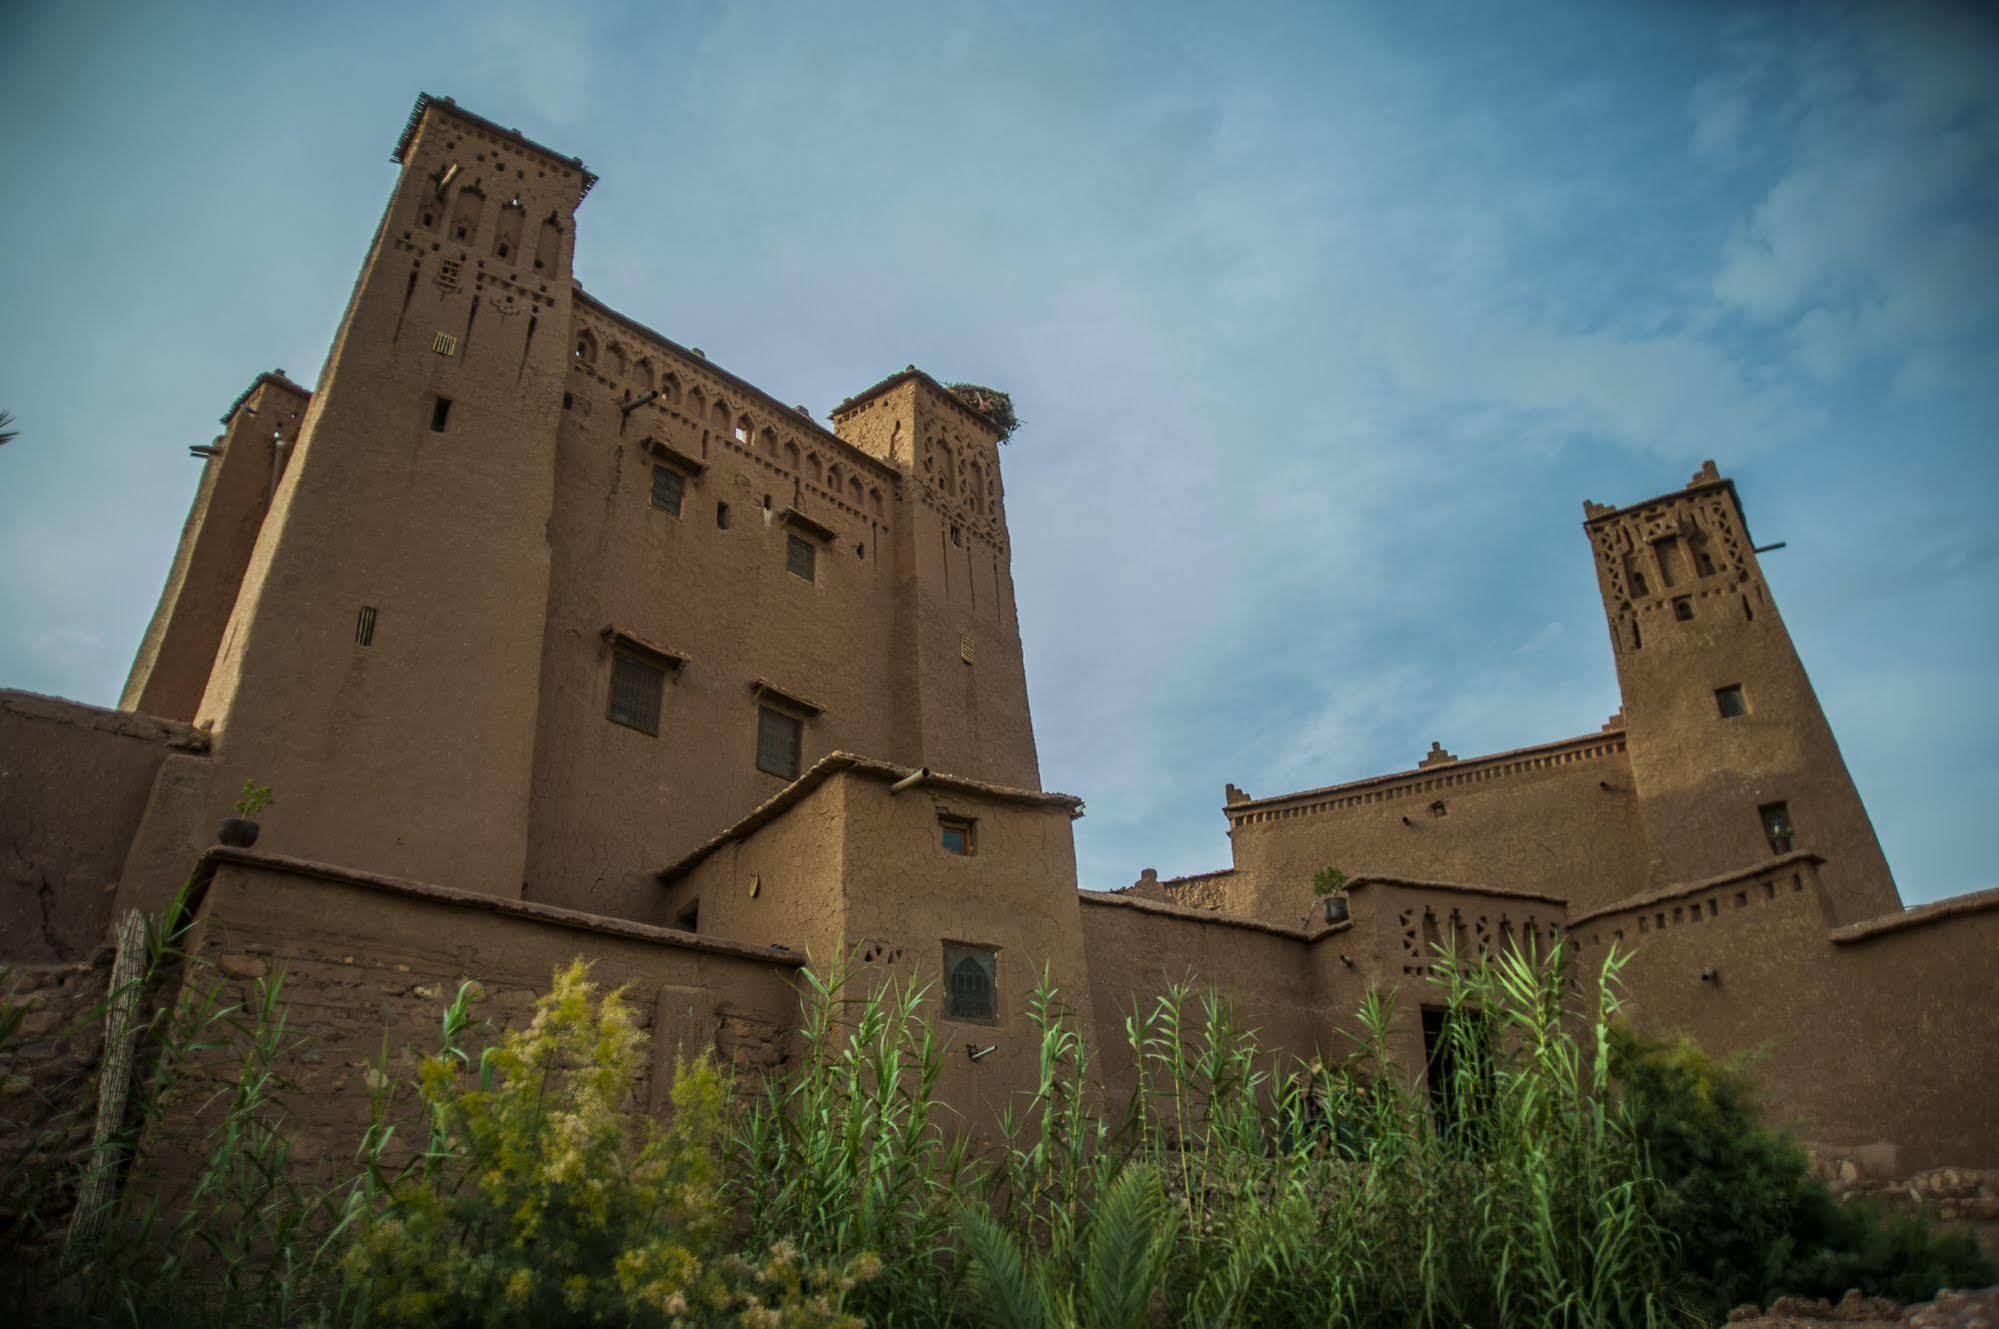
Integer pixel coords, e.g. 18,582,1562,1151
943,943,997,1023
651,464,684,516
786,534,816,582
608,651,664,736
756,705,802,779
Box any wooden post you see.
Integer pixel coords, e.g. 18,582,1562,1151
66,907,151,1249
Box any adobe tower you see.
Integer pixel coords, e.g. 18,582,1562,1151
1585,462,1899,921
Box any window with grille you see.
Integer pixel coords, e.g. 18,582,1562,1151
650,464,684,516
608,650,664,736
1759,802,1794,854
786,534,816,582
355,606,378,647
1716,685,1747,718
943,942,997,1022
756,705,802,779
939,816,975,856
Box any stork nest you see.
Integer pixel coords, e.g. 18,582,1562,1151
946,383,1020,441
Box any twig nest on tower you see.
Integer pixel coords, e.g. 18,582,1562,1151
946,383,1020,441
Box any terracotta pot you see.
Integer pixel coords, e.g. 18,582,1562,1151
218,818,261,849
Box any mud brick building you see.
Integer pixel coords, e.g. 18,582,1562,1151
3,95,1993,1194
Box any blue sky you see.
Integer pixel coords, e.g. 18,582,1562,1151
1,1,1993,905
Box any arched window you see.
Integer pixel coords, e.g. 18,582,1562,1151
534,212,562,271
783,440,800,470
807,453,823,483
687,386,706,417
935,442,956,495
450,185,485,243
574,330,597,365
757,426,778,456
493,196,524,260
869,487,884,517
849,476,863,505
735,414,754,445
606,343,628,380
632,359,654,393
943,943,996,1022
827,463,844,491
661,373,681,404
712,400,731,431
966,461,984,513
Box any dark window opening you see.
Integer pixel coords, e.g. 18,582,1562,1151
429,396,452,433
786,534,816,582
1743,595,1755,622
1716,685,1747,718
756,705,803,779
1428,800,1447,818
1629,619,1643,652
940,816,975,856
355,606,378,647
1652,537,1682,588
1695,550,1718,576
650,464,684,516
1673,597,1694,621
562,392,574,410
1759,802,1794,854
943,942,998,1023
608,651,664,736
674,899,699,933
1630,570,1650,597
1422,1005,1495,1145
716,501,732,530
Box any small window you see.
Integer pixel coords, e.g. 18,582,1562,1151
716,501,732,530
1630,570,1650,597
562,392,574,410
355,606,378,647
942,942,998,1023
1673,597,1694,621
1759,802,1794,854
1716,685,1747,718
786,534,816,582
939,816,975,856
608,651,664,736
650,464,684,516
429,396,452,433
756,705,802,779
674,899,699,932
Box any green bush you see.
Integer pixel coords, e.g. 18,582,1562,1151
1608,1025,1994,1320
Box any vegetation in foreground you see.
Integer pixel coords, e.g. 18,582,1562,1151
0,914,1987,1328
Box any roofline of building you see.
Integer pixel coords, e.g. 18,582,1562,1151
1343,873,1570,908
392,93,598,199
196,846,803,965
832,366,1008,439
1228,727,1627,818
1829,883,1999,945
1078,888,1312,941
1564,852,1826,928
657,752,1085,883
1581,472,1759,548
573,289,900,482
221,369,311,427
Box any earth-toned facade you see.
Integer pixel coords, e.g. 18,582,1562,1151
3,96,1993,1207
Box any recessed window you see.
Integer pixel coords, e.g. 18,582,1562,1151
608,650,664,736
1673,597,1694,621
355,606,378,647
650,464,684,517
939,816,976,856
429,396,452,433
756,705,803,779
716,501,732,530
1716,685,1747,718
786,534,816,582
1759,802,1794,855
942,942,998,1023
674,899,699,932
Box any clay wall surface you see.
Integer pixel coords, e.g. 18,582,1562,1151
1,691,206,961
160,851,803,1182
524,298,906,918
1586,475,1899,922
119,374,310,722
1222,733,1645,927
1569,860,1999,1171
0,951,112,1226
176,100,587,903
1077,893,1348,1108
835,775,1086,1139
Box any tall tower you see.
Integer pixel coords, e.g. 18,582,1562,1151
1585,461,1899,921
187,95,592,896
832,371,1041,789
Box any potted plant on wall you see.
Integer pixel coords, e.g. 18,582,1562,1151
219,779,273,849
1313,866,1351,924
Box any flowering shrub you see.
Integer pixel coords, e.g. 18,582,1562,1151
345,960,871,1328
